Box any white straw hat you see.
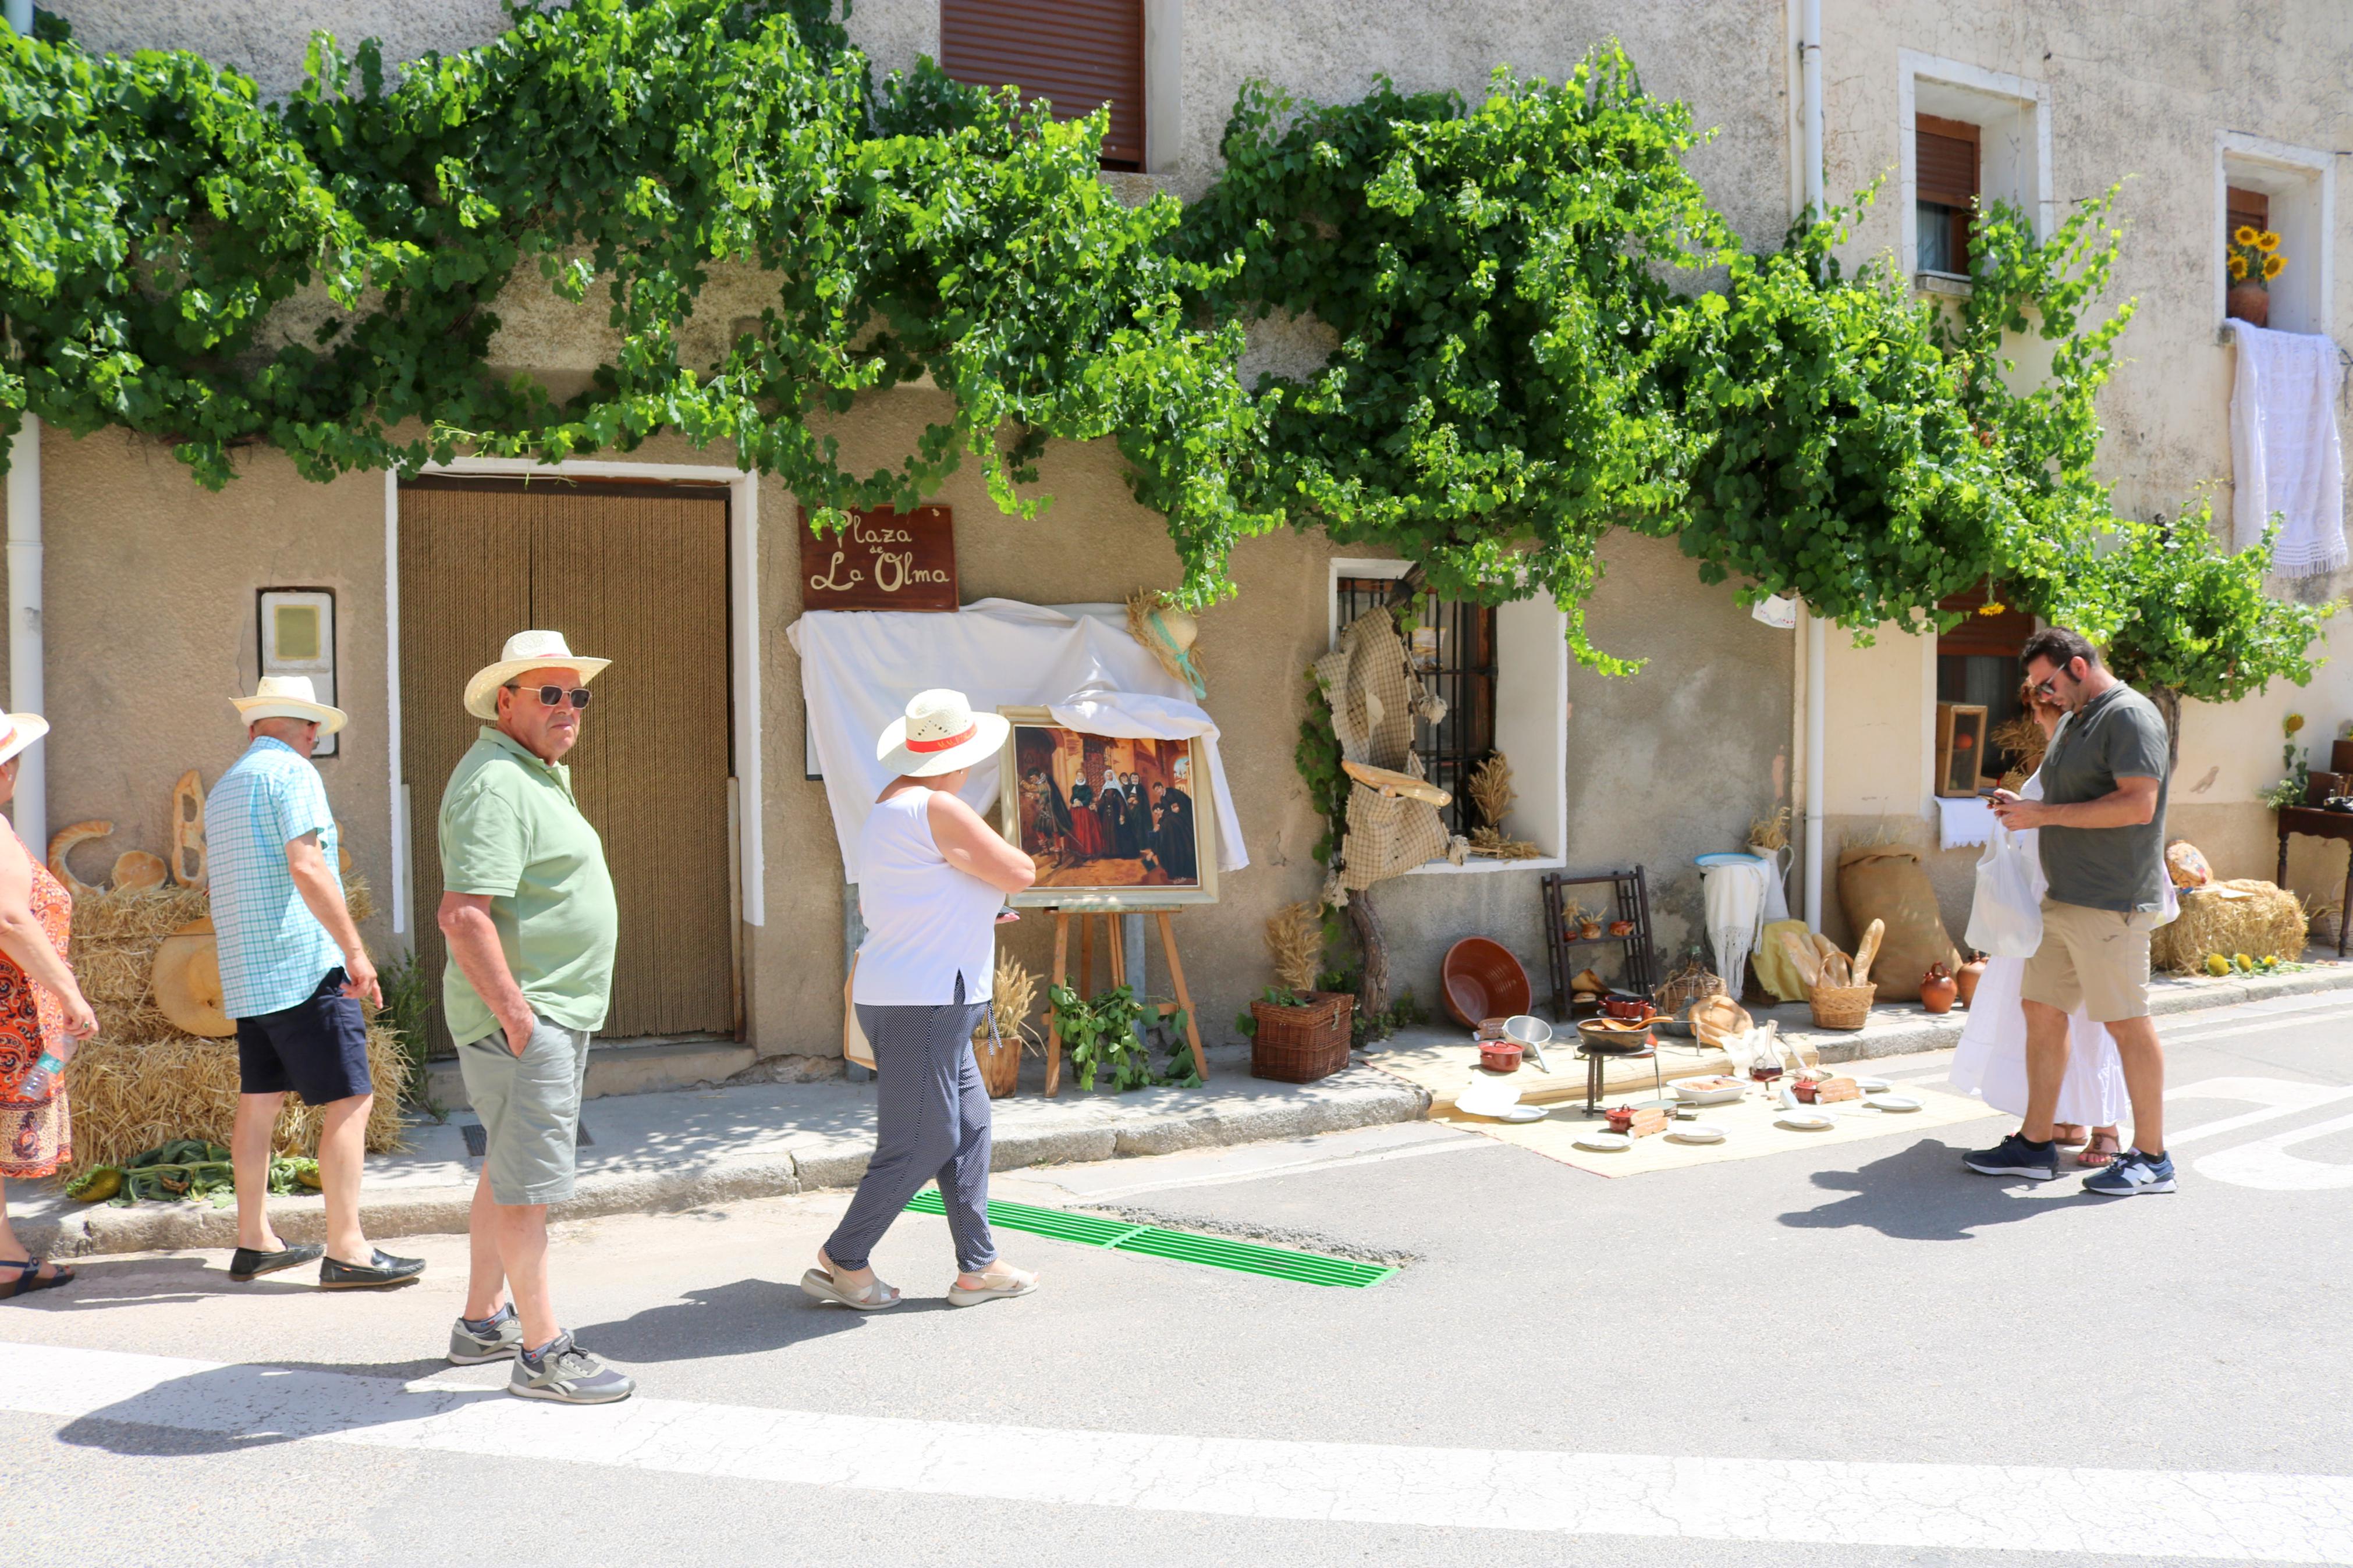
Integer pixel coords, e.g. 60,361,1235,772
0,712,48,767
230,675,348,735
464,630,612,720
874,689,1009,779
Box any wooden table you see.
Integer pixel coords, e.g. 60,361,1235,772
2276,805,2353,957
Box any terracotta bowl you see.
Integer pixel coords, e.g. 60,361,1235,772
1442,937,1533,1027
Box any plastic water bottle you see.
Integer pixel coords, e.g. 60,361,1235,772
17,1050,65,1101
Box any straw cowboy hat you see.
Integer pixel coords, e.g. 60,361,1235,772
0,712,47,767
875,688,1009,778
230,675,347,736
464,630,612,720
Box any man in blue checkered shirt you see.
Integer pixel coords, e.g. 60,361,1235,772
210,676,422,1290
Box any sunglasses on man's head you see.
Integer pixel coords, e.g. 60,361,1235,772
503,681,593,710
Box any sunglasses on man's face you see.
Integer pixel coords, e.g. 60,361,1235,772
505,682,593,710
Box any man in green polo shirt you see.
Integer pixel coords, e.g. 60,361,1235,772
435,629,633,1406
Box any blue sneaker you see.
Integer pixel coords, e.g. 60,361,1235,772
1962,1132,2059,1181
2082,1147,2177,1196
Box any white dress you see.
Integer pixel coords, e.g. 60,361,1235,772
1947,750,2131,1127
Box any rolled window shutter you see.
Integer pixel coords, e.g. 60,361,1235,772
941,0,1147,169
1915,113,1980,210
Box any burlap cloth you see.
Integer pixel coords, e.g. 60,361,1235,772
1314,606,1467,896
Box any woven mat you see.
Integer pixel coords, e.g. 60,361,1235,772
1431,1080,1997,1178
1368,1036,1750,1113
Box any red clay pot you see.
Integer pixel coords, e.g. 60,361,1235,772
1920,963,1958,1015
1954,955,1988,1008
1478,1041,1524,1073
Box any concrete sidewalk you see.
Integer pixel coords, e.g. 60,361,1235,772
20,1044,1428,1259
21,955,2350,1259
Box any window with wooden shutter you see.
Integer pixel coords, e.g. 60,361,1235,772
941,0,1146,170
2226,186,2270,237
1915,112,1980,275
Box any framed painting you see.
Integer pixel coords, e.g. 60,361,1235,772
995,707,1218,909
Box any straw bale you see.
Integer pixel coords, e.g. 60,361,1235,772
64,1022,409,1175
2151,880,2307,973
1265,901,1324,994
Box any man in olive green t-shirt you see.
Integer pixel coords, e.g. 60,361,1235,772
436,629,633,1406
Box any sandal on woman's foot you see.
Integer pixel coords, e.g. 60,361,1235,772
0,1256,73,1300
800,1266,901,1311
947,1265,1038,1307
2078,1129,2123,1168
2051,1124,2089,1149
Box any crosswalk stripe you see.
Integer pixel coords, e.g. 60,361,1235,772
6,1342,2349,1561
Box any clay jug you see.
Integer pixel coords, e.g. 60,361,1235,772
1919,962,1958,1015
1954,954,1988,1008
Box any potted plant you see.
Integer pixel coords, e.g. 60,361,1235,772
2226,223,2287,328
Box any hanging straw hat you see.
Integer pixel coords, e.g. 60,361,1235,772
230,674,347,736
464,630,611,720
875,688,1009,778
1126,588,1208,699
0,711,48,767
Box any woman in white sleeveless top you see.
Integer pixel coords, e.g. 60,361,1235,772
1950,687,2139,1165
803,690,1041,1311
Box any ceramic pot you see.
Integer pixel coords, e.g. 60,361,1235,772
1793,1077,1822,1104
1608,919,1636,937
1604,1105,1635,1133
1479,1041,1523,1073
2226,281,2270,329
1579,919,1603,939
1920,964,1958,1015
1954,955,1988,1008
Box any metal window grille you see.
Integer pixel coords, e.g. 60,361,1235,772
1334,578,1497,835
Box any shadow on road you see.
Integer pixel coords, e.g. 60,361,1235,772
574,1275,956,1362
56,1361,502,1458
30,1254,315,1310
1777,1136,2107,1239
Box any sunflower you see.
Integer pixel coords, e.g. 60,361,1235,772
2263,253,2286,280
2234,224,2261,247
2230,253,2249,281
2256,230,2281,253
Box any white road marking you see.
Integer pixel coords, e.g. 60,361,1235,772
1052,1129,1488,1198
2195,1111,2353,1190
2164,1077,2353,1147
6,1342,2351,1560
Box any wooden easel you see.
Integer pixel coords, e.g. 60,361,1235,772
1042,907,1208,1096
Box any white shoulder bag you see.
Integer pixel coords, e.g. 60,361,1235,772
1965,819,2043,958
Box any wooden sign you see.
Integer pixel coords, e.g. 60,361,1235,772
799,505,957,612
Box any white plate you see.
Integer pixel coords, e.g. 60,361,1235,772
1667,1122,1726,1144
1776,1112,1836,1132
1868,1094,1921,1112
1452,1082,1525,1119
1857,1078,1891,1094
1671,1079,1745,1105
1574,1131,1632,1152
1490,1103,1550,1123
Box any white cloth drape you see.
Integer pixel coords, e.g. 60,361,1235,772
785,599,1248,884
2229,321,2347,578
1936,795,1996,851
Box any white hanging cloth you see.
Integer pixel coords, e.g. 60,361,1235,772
1701,857,1770,997
2228,321,2347,578
786,599,1249,884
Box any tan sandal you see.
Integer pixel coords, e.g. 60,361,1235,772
2078,1128,2123,1168
2051,1124,2089,1149
947,1265,1038,1307
800,1260,902,1311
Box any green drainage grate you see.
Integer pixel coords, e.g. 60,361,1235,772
904,1189,1393,1288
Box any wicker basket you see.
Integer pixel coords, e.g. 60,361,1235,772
1809,982,1876,1031
973,1026,1023,1098
1652,962,1726,1018
1250,991,1355,1083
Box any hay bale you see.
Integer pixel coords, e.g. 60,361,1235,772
2151,880,2307,974
64,1023,409,1175
62,874,405,1174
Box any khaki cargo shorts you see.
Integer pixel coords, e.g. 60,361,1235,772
457,1014,594,1206
2021,899,2160,1023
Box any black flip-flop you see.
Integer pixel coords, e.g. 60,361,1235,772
319,1249,426,1290
0,1256,73,1299
228,1243,324,1281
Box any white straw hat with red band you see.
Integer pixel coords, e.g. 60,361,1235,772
875,688,1009,778
0,711,47,768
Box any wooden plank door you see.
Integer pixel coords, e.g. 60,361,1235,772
400,479,736,1049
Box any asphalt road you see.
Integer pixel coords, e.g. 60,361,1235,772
6,990,2351,1568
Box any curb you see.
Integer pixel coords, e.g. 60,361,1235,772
26,1070,1432,1261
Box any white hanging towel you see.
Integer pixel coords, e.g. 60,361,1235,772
786,598,1248,884
2229,321,2347,578
1701,856,1769,996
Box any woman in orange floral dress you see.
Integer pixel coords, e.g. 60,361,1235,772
0,715,100,1299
